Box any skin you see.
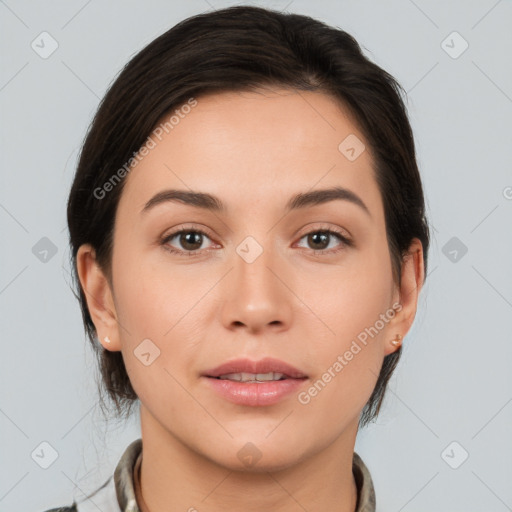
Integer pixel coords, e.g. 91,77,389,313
77,88,424,512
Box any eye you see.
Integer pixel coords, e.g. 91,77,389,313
161,227,215,256
295,228,351,255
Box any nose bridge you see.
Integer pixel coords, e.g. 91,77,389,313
234,232,281,300
221,231,292,331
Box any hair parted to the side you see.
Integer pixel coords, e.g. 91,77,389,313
66,5,430,429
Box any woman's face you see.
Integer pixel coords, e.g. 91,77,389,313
80,88,420,471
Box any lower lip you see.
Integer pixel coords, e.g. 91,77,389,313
202,376,307,406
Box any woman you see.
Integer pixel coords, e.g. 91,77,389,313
46,4,429,511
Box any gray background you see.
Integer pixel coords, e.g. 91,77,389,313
1,1,511,511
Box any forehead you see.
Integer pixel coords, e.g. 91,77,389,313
117,88,381,219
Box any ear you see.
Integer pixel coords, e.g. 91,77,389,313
76,243,121,351
384,238,425,356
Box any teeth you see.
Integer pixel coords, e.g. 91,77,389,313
218,372,286,382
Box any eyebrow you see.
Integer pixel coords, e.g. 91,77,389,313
141,186,371,217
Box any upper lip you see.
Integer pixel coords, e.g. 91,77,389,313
203,357,308,379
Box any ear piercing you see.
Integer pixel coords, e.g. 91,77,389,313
391,334,402,347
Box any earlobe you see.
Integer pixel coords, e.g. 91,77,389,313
76,244,121,351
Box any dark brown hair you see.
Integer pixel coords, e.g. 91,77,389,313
67,5,430,429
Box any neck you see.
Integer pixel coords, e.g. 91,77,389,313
135,405,359,512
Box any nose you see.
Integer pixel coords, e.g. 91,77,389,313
220,237,293,334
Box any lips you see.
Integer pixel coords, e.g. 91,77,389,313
202,357,308,406
202,357,308,380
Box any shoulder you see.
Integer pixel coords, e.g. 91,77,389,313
353,451,377,512
41,504,78,512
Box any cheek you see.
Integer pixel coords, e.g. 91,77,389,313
294,245,393,404
114,249,216,360
115,265,205,411
296,271,390,423
300,244,393,344
113,242,205,335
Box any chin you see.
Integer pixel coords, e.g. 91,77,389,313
205,438,309,474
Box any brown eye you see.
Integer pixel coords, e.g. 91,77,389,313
296,229,349,254
178,231,204,251
307,231,330,250
162,229,213,255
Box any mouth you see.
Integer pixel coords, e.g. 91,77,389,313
201,357,308,406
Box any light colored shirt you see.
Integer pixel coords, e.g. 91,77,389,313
45,437,376,511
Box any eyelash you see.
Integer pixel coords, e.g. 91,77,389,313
160,225,352,258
